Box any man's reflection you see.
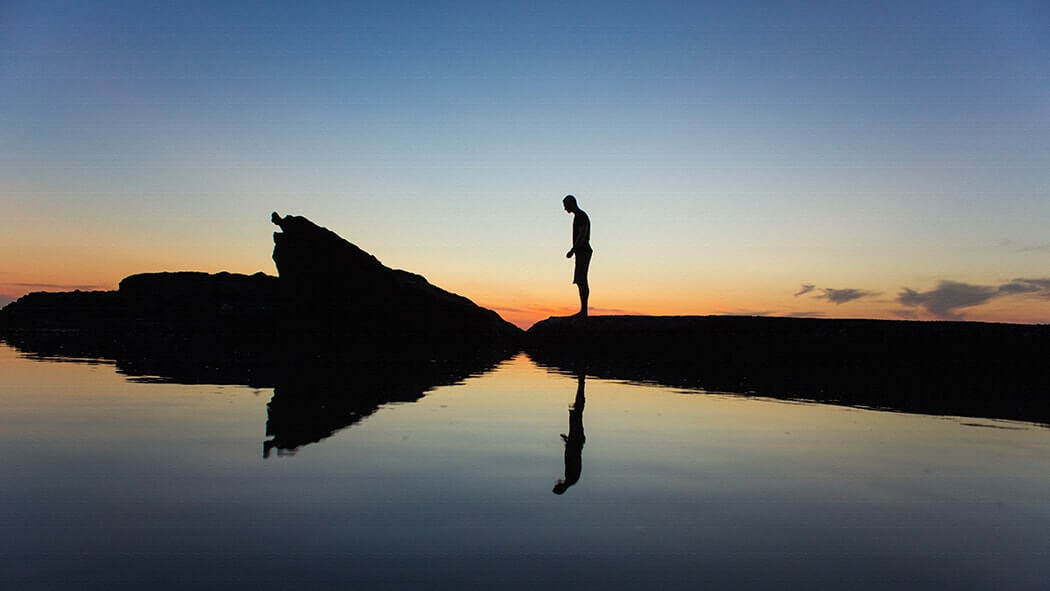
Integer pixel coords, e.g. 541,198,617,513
553,373,586,494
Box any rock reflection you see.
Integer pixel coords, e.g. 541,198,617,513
526,316,1050,425
0,329,278,387
264,352,505,457
0,331,510,456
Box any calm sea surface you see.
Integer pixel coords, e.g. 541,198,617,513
2,342,1049,589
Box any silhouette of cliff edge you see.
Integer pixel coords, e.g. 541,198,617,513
525,315,1050,424
0,213,522,360
270,212,521,355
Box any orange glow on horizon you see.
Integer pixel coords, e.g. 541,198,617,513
4,272,1050,330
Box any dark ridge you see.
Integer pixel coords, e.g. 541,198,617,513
525,315,1050,425
270,212,522,356
0,271,279,331
0,272,282,386
0,213,522,360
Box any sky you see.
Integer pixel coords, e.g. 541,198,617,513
2,0,1049,328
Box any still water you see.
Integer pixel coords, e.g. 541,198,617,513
2,342,1049,589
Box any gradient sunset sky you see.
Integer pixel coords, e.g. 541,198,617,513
3,1,1048,328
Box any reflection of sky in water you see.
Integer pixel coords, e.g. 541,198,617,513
2,345,1049,588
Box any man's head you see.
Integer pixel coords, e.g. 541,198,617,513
563,194,578,213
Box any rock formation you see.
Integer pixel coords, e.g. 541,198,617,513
270,211,521,354
0,213,522,358
0,271,277,336
0,213,523,451
525,314,1050,424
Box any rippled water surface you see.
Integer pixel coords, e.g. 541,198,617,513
2,343,1049,589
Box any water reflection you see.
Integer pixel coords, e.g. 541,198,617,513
526,336,1050,426
6,318,1050,452
264,354,505,457
0,329,277,387
553,372,586,494
0,332,511,456
3,342,1050,589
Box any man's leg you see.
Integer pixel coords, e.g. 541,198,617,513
573,251,591,317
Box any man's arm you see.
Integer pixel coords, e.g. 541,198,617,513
567,216,578,258
567,214,589,257
567,229,579,258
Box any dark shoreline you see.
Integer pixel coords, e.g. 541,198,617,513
4,312,1050,425
525,314,1050,425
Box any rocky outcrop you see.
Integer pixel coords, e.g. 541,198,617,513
270,212,521,354
0,272,282,373
526,315,1050,424
0,271,278,333
0,213,521,355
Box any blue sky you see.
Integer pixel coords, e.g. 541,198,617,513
2,0,1049,325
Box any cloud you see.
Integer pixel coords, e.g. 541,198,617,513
898,282,997,319
489,305,529,314
818,288,880,305
0,294,13,308
1000,278,1050,302
1017,278,1050,290
493,304,630,317
10,282,105,290
996,281,1043,296
793,283,878,304
589,306,630,315
794,284,816,297
716,307,774,316
490,303,637,330
785,311,826,318
898,278,1050,319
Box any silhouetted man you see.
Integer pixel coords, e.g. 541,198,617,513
553,373,586,495
563,195,592,317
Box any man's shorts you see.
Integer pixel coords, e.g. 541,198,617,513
573,249,592,285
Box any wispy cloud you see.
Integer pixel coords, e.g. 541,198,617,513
492,304,630,316
9,282,106,290
589,306,630,315
794,283,878,305
489,303,636,329
793,284,816,297
998,279,1050,295
785,310,826,318
818,288,880,305
715,307,774,316
898,278,1050,319
489,305,529,314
